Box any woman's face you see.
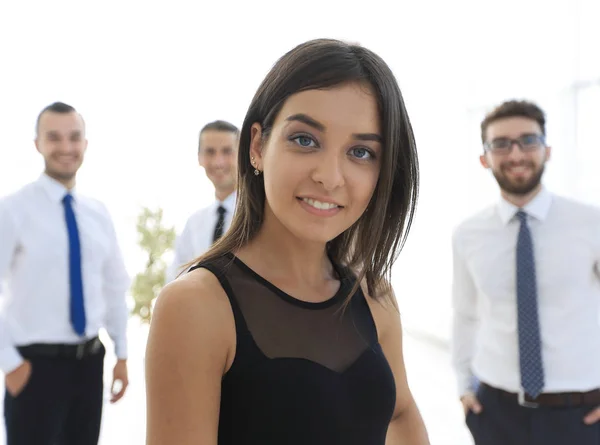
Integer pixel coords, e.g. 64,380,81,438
250,82,382,245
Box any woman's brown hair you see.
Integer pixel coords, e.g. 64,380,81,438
182,38,419,305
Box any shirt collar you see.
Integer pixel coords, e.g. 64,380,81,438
497,186,553,225
215,191,237,213
38,173,76,203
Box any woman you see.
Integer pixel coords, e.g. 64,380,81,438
145,38,429,445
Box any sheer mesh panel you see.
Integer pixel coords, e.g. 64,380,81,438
221,255,377,373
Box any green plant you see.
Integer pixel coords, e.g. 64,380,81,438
130,207,175,323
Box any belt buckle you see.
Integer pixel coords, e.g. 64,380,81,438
518,390,539,408
76,343,85,360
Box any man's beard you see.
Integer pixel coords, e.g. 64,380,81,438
493,163,544,196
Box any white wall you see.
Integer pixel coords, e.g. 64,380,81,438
394,0,600,343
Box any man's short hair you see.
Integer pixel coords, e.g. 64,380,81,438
199,120,239,152
36,102,83,137
480,100,546,144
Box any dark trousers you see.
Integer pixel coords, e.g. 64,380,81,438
467,383,600,445
4,343,105,445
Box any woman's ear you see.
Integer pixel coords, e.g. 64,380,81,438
249,123,264,171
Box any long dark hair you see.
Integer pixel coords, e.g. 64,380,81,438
185,38,419,305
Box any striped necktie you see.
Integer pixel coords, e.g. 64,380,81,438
213,205,226,243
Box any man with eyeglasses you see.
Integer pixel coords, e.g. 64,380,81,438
451,100,600,444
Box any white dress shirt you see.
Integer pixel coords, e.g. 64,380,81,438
0,174,130,374
451,187,600,396
166,192,236,282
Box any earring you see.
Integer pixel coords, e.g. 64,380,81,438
251,156,261,175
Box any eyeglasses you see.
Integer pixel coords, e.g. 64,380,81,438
484,134,546,154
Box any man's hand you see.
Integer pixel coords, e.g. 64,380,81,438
5,360,32,397
584,406,600,425
460,392,482,416
110,359,128,403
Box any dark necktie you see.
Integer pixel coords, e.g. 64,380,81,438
213,205,226,243
516,210,544,398
62,193,86,336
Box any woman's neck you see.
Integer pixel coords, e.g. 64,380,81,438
237,209,334,288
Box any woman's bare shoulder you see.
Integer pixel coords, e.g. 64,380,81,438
158,266,229,309
146,267,234,444
148,267,236,370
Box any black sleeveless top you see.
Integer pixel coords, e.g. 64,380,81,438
190,254,396,445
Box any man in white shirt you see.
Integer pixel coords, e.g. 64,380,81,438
0,102,130,445
166,120,239,282
452,100,600,444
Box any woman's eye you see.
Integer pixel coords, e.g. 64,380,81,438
350,147,373,160
291,135,317,148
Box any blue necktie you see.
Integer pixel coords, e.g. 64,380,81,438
63,193,86,336
516,210,544,398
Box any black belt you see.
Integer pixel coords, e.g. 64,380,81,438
482,382,600,408
17,337,103,360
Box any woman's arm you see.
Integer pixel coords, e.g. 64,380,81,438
145,269,236,445
367,290,430,445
